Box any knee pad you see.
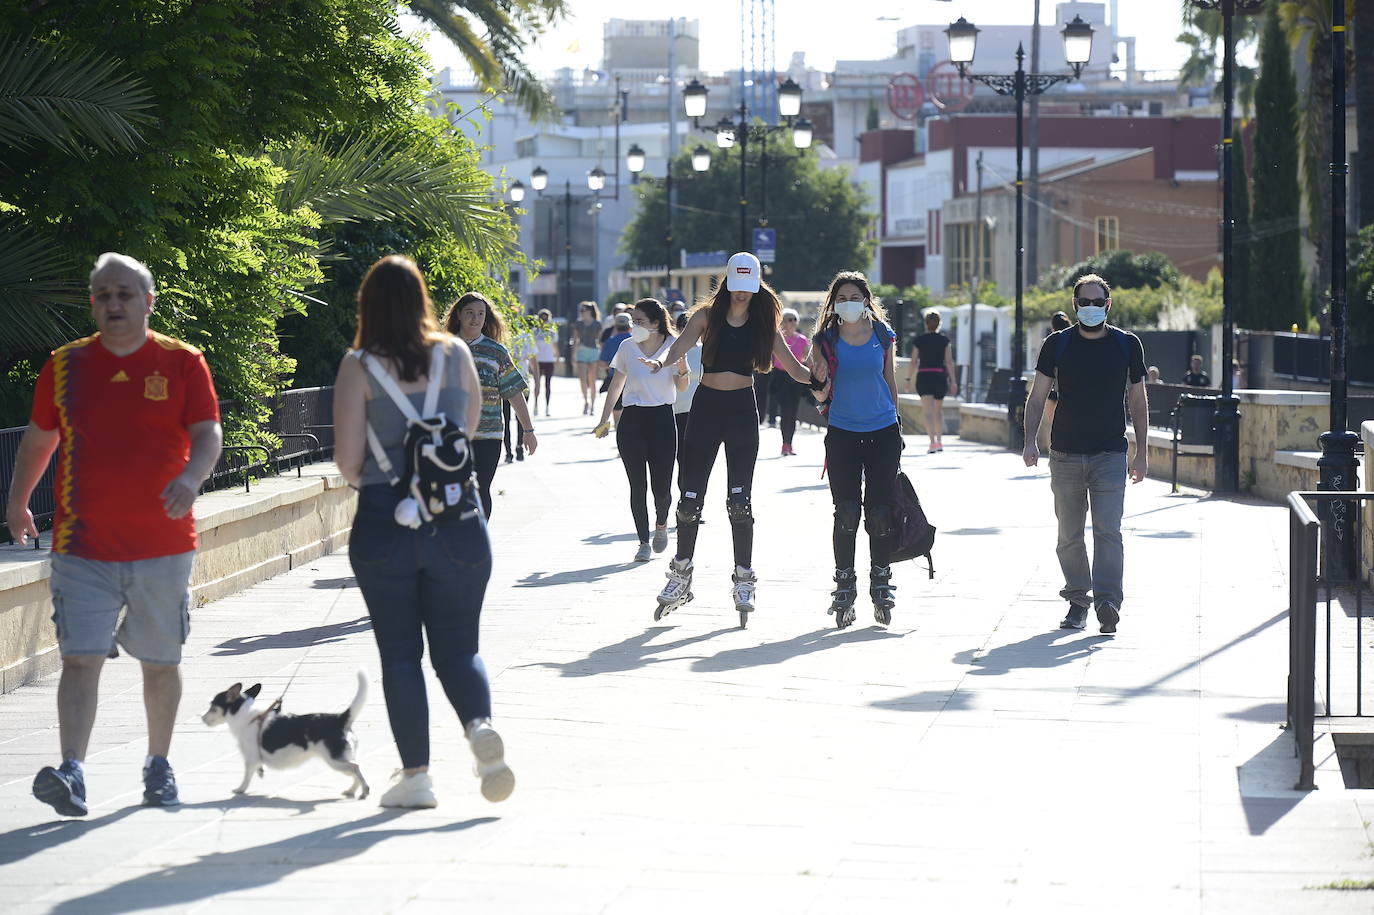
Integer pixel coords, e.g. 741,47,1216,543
865,504,894,539
676,495,704,526
834,500,862,534
726,496,754,526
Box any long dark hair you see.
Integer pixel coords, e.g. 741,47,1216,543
696,280,780,373
633,297,676,339
444,291,507,344
353,255,444,382
814,270,890,339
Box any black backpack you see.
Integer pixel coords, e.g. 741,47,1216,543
361,344,476,527
888,471,936,578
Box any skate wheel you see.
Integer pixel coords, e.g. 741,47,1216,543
654,605,665,621
875,609,891,626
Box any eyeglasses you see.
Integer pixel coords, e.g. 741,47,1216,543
1073,296,1109,307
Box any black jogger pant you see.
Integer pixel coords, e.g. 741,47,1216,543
616,404,677,543
825,422,902,569
675,385,758,568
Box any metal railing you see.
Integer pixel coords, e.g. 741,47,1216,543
2,386,337,545
1287,490,1372,790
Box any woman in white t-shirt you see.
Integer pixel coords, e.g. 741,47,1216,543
671,309,703,467
531,308,558,416
594,298,689,562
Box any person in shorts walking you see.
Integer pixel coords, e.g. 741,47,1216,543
1022,273,1148,635
6,253,223,815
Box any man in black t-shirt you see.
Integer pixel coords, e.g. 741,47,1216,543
1022,273,1148,636
1182,354,1210,387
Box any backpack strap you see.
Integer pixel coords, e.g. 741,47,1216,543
355,346,445,487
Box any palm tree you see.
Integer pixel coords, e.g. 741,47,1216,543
1176,4,1260,116
408,0,569,120
0,31,154,360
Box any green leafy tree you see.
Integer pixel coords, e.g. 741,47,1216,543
1041,250,1180,291
1175,4,1260,116
620,131,875,291
1349,225,1374,346
408,0,567,119
1250,2,1305,330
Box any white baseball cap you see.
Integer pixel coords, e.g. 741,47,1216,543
725,252,761,293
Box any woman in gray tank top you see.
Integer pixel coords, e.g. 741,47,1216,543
332,255,515,810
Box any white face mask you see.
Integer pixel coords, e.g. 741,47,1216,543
836,300,867,324
629,325,652,343
1075,305,1108,327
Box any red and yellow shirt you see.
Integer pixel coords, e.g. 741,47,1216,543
31,331,220,561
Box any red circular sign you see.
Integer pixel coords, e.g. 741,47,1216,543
886,73,924,121
925,60,975,113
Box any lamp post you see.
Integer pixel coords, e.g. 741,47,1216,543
947,15,1093,453
683,77,811,254
1318,0,1359,576
515,166,609,322
625,140,712,295
1186,0,1262,491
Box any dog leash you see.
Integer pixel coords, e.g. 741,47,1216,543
267,578,351,712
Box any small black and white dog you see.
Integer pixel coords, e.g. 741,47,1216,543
201,670,369,799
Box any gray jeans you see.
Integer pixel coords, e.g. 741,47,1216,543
1049,449,1127,609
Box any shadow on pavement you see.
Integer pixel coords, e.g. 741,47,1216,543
47,811,497,914
515,563,634,587
581,531,641,545
520,625,737,676
1225,702,1287,723
211,617,372,656
1134,529,1197,539
310,577,357,589
871,688,976,713
779,483,829,493
944,527,1002,536
0,795,335,867
1236,731,1309,834
957,630,1106,675
692,626,903,672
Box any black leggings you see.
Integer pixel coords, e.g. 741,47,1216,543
752,372,771,423
616,405,677,542
675,385,758,567
771,372,802,446
825,422,902,569
537,362,554,407
502,393,527,458
472,439,502,519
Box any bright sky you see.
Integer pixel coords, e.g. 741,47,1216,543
408,0,1217,80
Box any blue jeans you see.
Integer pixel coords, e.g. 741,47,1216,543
350,484,492,769
1048,450,1127,610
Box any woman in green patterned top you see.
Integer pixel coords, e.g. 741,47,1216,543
444,293,538,519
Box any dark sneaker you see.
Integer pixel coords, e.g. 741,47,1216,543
142,756,181,807
33,762,87,817
1097,603,1120,635
1059,604,1089,630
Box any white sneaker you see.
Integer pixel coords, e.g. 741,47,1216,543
378,771,437,809
467,721,515,803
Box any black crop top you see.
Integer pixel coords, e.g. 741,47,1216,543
702,315,755,376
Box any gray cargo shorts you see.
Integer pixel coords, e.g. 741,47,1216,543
49,551,195,665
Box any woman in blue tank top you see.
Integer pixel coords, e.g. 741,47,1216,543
810,271,901,629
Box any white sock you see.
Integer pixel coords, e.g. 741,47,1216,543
735,566,753,577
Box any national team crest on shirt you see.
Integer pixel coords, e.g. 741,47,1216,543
144,372,169,401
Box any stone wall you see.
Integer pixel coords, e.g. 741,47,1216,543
0,465,355,694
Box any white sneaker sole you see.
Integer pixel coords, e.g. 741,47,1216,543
470,728,515,803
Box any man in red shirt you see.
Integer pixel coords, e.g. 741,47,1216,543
6,253,223,816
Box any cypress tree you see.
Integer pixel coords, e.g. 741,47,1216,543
1249,1,1304,330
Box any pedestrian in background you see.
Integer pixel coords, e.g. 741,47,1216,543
905,310,958,453
531,308,558,416
771,308,809,456
811,271,901,628
1043,310,1073,432
444,292,538,519
502,313,535,463
573,302,602,415
1022,273,1148,636
1183,354,1210,387
8,252,223,816
334,255,514,808
641,252,820,625
594,298,688,562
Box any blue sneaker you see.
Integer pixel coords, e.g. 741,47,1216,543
33,761,87,817
142,756,181,807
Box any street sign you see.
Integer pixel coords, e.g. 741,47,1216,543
886,73,924,121
753,227,777,263
926,60,975,113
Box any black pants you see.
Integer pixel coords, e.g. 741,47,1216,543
502,394,526,459
675,385,758,567
472,439,502,520
825,422,902,568
616,404,677,542
771,372,802,446
753,372,771,424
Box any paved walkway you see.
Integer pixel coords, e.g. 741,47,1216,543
2,376,1371,913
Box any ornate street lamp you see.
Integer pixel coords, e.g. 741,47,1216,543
691,145,711,173
948,14,1093,452
625,143,646,176
508,180,525,204
587,167,606,192
530,166,548,192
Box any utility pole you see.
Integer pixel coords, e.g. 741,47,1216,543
1026,0,1043,288
970,152,985,402
667,17,677,292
